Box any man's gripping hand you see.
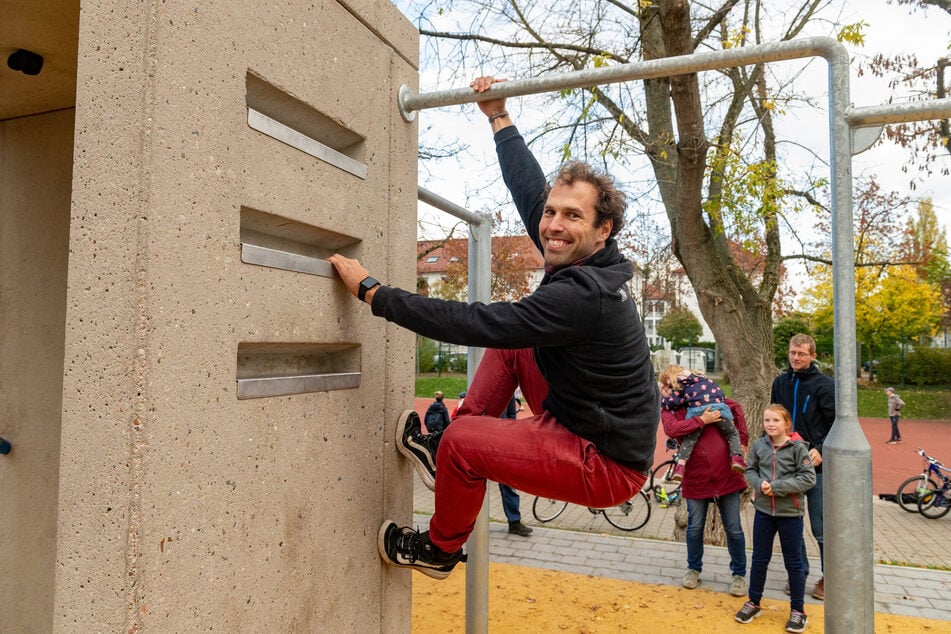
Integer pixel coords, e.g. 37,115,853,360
470,76,506,115
328,253,374,302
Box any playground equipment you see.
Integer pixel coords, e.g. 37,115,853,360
402,36,951,634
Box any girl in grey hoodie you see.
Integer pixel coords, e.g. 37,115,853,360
735,404,816,633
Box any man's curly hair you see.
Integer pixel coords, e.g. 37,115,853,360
545,161,627,238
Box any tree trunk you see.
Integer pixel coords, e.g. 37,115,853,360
650,0,776,439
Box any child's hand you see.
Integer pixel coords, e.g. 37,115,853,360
761,481,773,496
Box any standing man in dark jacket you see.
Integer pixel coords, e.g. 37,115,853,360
661,389,749,598
328,75,659,579
770,333,835,600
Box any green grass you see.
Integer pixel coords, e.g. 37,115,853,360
417,374,950,420
415,374,468,400
857,384,951,420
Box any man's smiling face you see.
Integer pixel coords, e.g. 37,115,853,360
539,180,611,269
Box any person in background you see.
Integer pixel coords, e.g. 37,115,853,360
499,395,532,536
423,390,451,435
660,364,749,598
770,333,834,601
451,391,467,419
886,387,906,445
735,404,816,633
658,365,745,481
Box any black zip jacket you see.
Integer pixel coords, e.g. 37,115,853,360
770,362,835,472
371,126,659,472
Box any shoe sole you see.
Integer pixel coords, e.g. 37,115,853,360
395,410,436,491
377,520,452,580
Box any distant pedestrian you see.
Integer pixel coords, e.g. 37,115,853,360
735,404,816,633
886,387,906,445
499,395,532,537
424,391,451,435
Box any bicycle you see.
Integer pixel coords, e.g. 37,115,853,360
531,490,652,531
895,448,944,514
648,438,683,508
917,458,951,519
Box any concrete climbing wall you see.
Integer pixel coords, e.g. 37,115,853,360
1,1,419,631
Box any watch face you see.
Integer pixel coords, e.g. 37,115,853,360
359,276,379,301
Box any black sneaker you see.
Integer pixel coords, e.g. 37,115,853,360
396,410,438,491
785,610,807,633
377,520,465,579
508,521,533,536
735,601,762,624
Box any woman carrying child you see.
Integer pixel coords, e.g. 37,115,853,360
735,404,816,633
658,365,745,481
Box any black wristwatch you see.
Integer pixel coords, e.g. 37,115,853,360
357,276,381,302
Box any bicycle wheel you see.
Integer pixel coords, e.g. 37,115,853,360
532,496,568,522
918,486,951,519
896,475,939,513
650,460,682,502
601,491,652,531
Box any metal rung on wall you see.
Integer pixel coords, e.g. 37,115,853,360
236,371,361,399
247,107,368,179
240,243,336,277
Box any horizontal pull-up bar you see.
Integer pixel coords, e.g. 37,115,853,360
398,36,846,121
418,186,489,226
847,98,951,127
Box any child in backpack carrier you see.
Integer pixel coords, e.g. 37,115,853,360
423,391,451,434
658,365,745,482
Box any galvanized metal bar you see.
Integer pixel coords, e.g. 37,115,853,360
399,37,844,119
822,44,875,634
464,214,493,634
418,186,489,226
414,185,493,633
236,372,361,399
846,98,951,127
247,108,368,179
240,243,336,277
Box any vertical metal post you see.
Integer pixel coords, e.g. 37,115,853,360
465,216,492,634
822,46,874,633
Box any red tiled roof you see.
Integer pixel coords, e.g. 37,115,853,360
417,235,545,274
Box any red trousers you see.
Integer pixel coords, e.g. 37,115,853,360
428,348,647,552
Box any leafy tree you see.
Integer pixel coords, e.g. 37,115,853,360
656,307,703,349
806,263,943,357
903,198,951,283
772,315,813,369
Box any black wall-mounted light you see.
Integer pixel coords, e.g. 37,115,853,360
7,48,44,76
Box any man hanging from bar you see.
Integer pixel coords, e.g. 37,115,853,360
328,76,659,579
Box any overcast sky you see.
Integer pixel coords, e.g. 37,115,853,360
400,1,951,276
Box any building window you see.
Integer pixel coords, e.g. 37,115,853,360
426,256,439,263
